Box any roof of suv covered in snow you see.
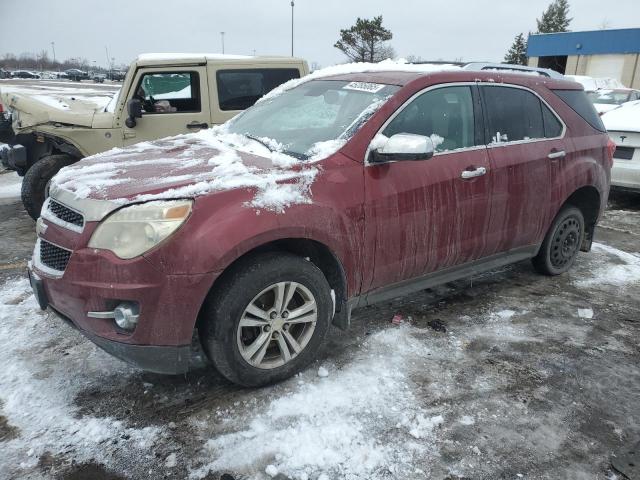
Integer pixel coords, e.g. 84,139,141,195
318,69,583,90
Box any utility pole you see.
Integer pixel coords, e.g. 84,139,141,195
51,41,56,65
290,1,295,57
221,32,225,54
105,46,111,69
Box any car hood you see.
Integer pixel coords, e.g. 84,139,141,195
49,131,325,219
0,85,115,129
602,100,640,132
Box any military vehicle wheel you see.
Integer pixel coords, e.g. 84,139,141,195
21,154,76,220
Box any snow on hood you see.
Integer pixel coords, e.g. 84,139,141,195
51,127,345,213
602,100,640,132
259,58,460,103
0,84,118,128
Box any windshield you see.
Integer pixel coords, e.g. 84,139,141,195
587,90,630,105
226,79,400,159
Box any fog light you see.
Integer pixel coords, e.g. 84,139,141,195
114,302,139,330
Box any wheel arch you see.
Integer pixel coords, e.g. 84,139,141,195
195,237,351,334
561,185,601,252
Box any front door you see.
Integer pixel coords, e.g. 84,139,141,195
363,84,492,292
123,66,211,146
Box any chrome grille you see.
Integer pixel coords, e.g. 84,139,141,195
49,199,84,228
40,239,72,272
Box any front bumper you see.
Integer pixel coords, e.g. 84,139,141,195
48,303,192,374
29,234,216,374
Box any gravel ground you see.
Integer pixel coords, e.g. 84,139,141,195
0,176,638,480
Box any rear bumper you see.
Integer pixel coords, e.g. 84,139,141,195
611,158,640,191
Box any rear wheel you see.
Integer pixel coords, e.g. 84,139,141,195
200,253,332,387
21,154,75,220
532,205,584,276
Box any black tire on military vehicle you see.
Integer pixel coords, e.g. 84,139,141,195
21,154,76,220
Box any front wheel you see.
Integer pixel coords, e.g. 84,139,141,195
532,205,585,276
21,154,76,220
200,253,333,387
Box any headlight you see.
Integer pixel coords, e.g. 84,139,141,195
88,200,193,259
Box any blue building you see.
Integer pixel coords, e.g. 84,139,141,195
527,28,640,88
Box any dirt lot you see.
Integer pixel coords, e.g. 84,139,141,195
0,172,638,480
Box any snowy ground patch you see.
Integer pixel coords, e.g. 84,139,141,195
0,171,22,199
190,325,446,479
573,242,640,288
0,278,161,479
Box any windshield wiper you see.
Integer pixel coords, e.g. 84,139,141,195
244,134,274,152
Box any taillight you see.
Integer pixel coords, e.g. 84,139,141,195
0,103,3,113
606,137,616,167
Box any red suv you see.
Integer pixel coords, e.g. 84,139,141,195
28,65,614,386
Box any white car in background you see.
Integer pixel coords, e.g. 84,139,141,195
602,100,640,192
587,88,640,115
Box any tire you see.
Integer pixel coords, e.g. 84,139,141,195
532,205,585,276
200,252,333,387
21,154,76,220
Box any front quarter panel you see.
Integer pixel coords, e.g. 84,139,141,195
142,154,365,297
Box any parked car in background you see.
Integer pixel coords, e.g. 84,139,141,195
565,75,625,92
0,53,309,219
106,69,126,81
602,100,640,192
92,73,106,83
65,69,89,81
587,88,640,115
28,64,613,386
11,70,40,79
0,69,11,79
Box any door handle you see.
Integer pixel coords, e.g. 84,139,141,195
186,122,209,130
460,167,487,179
548,150,566,159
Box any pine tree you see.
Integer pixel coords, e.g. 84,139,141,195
334,16,394,63
504,33,528,65
536,0,572,33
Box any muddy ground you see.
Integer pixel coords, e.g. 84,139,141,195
0,172,638,480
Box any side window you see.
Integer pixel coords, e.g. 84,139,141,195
482,86,544,143
135,72,200,113
216,68,300,111
541,103,563,138
383,86,476,152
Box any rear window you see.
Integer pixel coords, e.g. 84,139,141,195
216,68,300,111
552,89,606,132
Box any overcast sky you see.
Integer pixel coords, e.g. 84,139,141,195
1,0,639,68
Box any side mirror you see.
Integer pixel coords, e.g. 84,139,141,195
369,133,435,163
125,98,143,128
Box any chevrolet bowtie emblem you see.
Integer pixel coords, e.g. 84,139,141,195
36,218,48,236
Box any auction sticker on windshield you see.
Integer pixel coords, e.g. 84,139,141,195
343,81,386,93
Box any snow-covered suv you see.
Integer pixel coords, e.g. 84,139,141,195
28,62,613,386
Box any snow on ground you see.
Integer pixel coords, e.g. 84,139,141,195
573,242,640,288
190,325,445,479
0,278,161,479
0,170,22,199
1,240,638,479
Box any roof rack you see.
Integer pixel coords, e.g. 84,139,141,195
462,62,564,79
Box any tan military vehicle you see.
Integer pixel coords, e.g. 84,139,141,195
0,53,308,219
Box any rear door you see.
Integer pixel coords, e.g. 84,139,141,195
123,66,211,146
363,84,492,291
480,84,566,254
